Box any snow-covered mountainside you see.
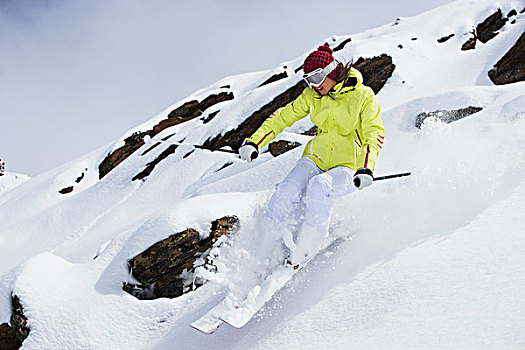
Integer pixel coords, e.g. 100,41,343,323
1,0,524,348
0,172,30,196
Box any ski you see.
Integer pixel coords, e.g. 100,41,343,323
219,238,341,329
189,294,237,334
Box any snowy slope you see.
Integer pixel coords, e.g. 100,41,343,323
1,0,524,348
0,172,30,196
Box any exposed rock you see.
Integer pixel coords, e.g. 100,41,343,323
411,37,418,41
124,216,238,299
488,31,525,85
216,162,233,172
333,38,352,52
0,323,22,350
302,126,318,136
203,82,308,152
141,142,162,156
398,44,404,49
202,110,220,124
354,54,396,94
415,106,483,128
183,150,195,159
258,71,288,87
162,133,176,141
59,186,74,194
75,170,86,183
476,9,508,43
268,140,302,157
0,159,5,175
461,9,509,50
152,92,233,136
461,31,477,50
132,144,179,181
10,296,29,343
99,132,146,179
507,9,517,17
437,34,455,43
98,92,234,179
203,55,394,151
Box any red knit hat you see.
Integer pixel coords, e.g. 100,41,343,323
303,45,338,80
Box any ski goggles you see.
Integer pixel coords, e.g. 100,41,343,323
302,60,338,87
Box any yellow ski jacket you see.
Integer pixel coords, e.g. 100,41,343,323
245,68,385,172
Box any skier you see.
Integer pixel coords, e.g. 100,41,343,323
239,45,385,265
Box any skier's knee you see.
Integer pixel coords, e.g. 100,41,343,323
305,174,334,204
303,174,334,226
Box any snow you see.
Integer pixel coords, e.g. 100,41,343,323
0,0,524,348
0,171,30,195
240,179,525,349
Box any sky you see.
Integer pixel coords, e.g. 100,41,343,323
0,0,456,176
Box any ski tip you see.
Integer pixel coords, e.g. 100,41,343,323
189,320,224,334
219,316,247,329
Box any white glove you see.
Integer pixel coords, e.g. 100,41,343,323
239,143,258,162
353,168,373,190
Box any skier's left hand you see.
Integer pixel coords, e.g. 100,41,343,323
353,168,373,190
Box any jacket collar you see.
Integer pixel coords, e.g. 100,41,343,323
332,67,363,93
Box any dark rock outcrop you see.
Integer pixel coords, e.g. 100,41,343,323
415,106,483,128
0,323,22,350
302,126,318,136
461,30,477,51
203,82,309,152
152,92,233,136
75,170,86,183
216,162,233,172
437,34,455,43
98,92,234,179
98,132,146,180
462,9,509,50
123,216,238,299
10,296,29,344
141,142,162,156
258,71,288,87
353,54,396,94
268,140,302,157
488,31,525,85
132,144,179,181
476,9,508,43
59,186,74,194
202,110,220,124
333,38,352,52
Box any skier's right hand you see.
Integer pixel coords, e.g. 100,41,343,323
239,142,259,162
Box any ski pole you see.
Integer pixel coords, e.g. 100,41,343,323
354,171,411,188
373,172,411,181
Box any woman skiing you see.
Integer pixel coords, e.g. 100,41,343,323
239,45,385,264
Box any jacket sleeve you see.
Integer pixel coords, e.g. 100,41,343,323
356,91,385,172
245,88,311,149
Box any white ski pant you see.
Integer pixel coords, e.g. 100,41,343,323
266,157,356,261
